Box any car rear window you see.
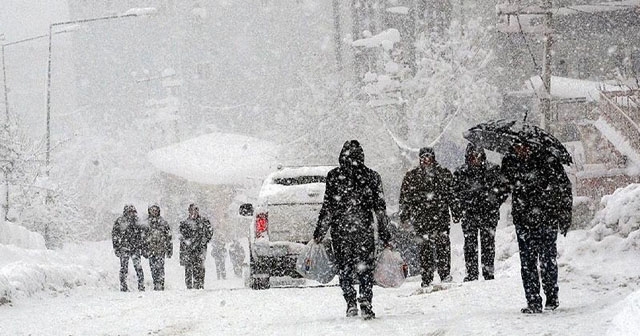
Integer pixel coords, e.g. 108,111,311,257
272,176,326,185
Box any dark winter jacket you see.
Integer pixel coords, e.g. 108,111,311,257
112,214,147,257
313,140,391,266
399,161,455,234
453,145,508,226
146,216,173,258
501,149,572,232
179,216,213,266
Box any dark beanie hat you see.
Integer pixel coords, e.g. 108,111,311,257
419,147,435,159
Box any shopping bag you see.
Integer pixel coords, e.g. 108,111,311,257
374,247,408,288
295,240,337,284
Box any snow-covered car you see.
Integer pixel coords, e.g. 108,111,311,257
238,165,335,290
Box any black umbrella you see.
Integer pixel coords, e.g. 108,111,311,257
463,119,573,165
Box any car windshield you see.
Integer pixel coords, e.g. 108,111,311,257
272,176,326,186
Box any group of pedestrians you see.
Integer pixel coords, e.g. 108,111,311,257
111,203,246,291
314,139,572,319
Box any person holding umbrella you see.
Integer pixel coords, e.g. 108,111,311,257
465,120,572,313
502,140,572,313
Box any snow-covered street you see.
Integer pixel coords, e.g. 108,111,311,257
2,259,638,336
3,212,640,335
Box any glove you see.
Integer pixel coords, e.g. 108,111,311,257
166,251,172,259
560,226,569,237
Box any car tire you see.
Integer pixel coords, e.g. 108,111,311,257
249,255,270,290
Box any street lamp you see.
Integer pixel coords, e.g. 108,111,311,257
45,8,157,176
2,29,78,127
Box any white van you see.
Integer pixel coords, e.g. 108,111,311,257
238,166,335,289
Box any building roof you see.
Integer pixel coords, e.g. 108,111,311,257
520,76,628,102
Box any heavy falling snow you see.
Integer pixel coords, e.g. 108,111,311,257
2,0,640,335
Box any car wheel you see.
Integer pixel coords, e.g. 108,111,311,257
249,255,270,290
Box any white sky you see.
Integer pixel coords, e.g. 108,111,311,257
0,0,68,42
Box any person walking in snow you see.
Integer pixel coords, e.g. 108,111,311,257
146,204,173,291
229,239,246,278
313,140,392,320
501,141,572,313
112,204,147,292
179,203,213,289
399,147,456,288
453,144,508,282
210,235,227,280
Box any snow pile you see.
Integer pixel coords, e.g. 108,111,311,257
0,220,46,250
590,183,640,239
609,290,640,336
0,242,112,303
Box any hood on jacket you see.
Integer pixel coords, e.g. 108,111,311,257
123,204,137,219
465,143,486,166
339,140,365,168
148,204,161,217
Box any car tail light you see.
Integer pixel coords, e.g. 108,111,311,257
255,212,268,238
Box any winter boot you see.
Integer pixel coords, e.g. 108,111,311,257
463,275,477,282
346,302,358,318
521,304,542,314
360,301,375,320
544,297,559,311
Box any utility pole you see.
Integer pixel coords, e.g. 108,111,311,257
332,0,343,71
498,0,554,129
540,0,553,129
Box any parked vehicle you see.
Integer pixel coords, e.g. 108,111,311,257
238,166,335,290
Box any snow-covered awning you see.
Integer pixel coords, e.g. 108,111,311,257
520,76,627,102
148,133,280,186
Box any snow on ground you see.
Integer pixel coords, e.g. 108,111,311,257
2,186,640,335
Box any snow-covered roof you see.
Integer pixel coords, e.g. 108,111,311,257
522,76,627,102
147,132,280,186
496,0,640,33
351,29,400,50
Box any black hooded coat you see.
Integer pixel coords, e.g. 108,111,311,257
313,141,391,267
453,144,508,226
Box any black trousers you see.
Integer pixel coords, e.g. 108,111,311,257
515,223,559,309
149,256,166,290
462,222,496,281
184,260,206,289
332,236,375,306
119,254,144,291
418,229,451,285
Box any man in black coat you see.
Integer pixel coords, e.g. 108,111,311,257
112,204,147,292
453,144,508,282
399,147,455,287
313,140,392,320
502,142,572,314
146,204,173,291
179,203,213,289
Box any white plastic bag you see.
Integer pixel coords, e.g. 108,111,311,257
374,248,408,288
295,240,337,284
